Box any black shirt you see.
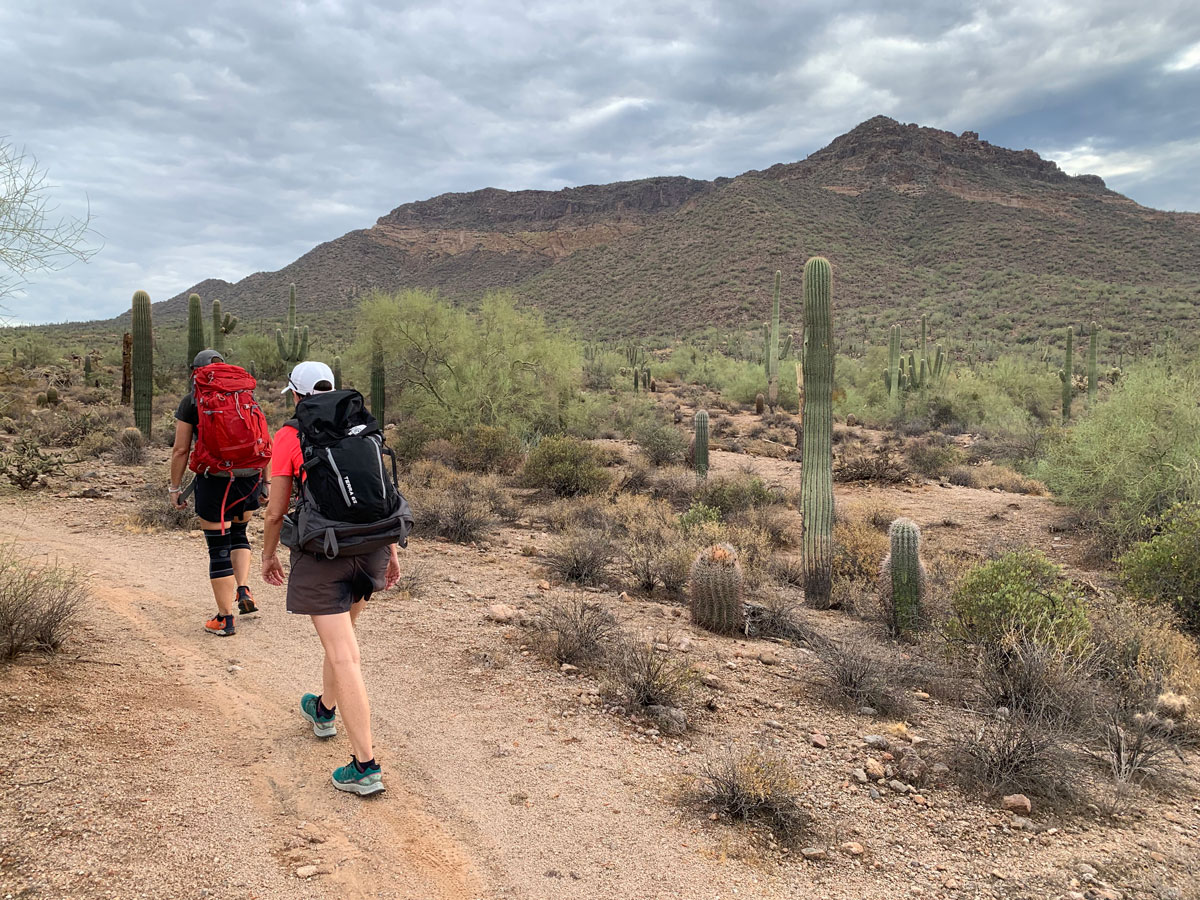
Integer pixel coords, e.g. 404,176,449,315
175,393,199,428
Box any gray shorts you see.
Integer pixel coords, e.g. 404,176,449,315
285,547,390,616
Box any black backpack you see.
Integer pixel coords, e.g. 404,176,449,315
282,390,413,558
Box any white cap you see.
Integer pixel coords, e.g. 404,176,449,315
284,360,336,396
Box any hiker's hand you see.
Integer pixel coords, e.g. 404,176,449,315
170,489,187,509
262,552,285,586
385,551,401,590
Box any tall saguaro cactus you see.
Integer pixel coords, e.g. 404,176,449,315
370,347,386,424
1059,326,1074,423
131,290,154,439
692,410,709,479
886,324,901,398
766,270,781,411
186,293,205,365
880,518,926,638
211,299,238,355
276,284,309,364
1087,322,1099,406
801,257,834,608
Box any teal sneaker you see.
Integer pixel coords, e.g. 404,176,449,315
332,757,385,796
300,693,337,738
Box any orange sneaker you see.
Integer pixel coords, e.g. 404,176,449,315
204,614,235,636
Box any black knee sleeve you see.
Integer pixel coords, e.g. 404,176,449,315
228,520,250,553
204,529,234,580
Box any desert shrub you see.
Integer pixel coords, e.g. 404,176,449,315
834,446,912,484
906,435,965,478
830,575,875,615
127,484,198,531
452,424,522,474
1087,708,1178,786
679,501,721,532
0,544,87,660
545,495,613,533
769,553,805,588
692,745,811,846
953,714,1075,802
744,593,816,645
733,504,797,549
77,429,115,458
0,439,63,490
418,490,494,543
28,410,108,448
822,641,906,715
832,519,889,584
390,558,432,598
1037,360,1200,549
650,539,695,596
635,421,687,467
604,632,692,712
389,417,430,466
968,462,1047,495
646,465,699,505
693,473,774,517
863,503,901,532
523,435,610,497
1118,502,1200,634
947,465,980,488
976,638,1093,724
1091,598,1200,702
947,550,1091,654
112,426,146,465
545,528,615,585
422,438,459,468
538,599,618,665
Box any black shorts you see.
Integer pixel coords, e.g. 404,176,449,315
193,473,263,524
286,547,390,616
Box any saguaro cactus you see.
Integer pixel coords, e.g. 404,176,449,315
186,293,205,365
766,270,781,410
276,284,309,364
693,409,709,479
886,324,901,398
880,518,926,638
370,347,386,423
801,257,834,608
1087,322,1099,406
332,355,343,391
211,299,238,355
1059,326,1074,423
689,544,745,634
131,290,154,439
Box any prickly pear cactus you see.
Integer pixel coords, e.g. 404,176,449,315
689,543,745,634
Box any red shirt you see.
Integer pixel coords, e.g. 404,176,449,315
270,425,304,479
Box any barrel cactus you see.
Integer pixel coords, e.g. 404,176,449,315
689,544,745,634
879,518,926,638
186,293,205,366
755,392,765,415
692,409,709,479
801,257,834,608
45,386,59,407
131,290,154,438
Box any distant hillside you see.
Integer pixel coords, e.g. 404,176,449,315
129,117,1200,347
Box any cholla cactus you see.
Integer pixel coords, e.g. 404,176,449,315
879,518,926,638
689,543,745,634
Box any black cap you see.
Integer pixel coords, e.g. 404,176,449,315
191,349,225,369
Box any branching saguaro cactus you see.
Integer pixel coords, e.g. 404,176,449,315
186,293,205,366
131,290,154,438
1087,322,1099,406
211,299,238,355
276,284,309,364
692,409,710,479
333,355,343,391
767,270,781,411
1059,326,1074,423
689,544,745,634
801,257,834,608
370,347,386,423
879,518,926,638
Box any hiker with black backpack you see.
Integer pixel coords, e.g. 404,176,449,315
261,361,412,796
170,349,274,637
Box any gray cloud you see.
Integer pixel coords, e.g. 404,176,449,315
3,0,1200,323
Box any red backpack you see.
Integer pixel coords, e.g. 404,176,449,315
188,362,273,475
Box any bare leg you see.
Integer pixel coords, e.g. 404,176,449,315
312,611,373,762
199,516,235,617
320,598,367,709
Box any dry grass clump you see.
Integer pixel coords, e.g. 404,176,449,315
537,598,618,665
947,462,1046,495
645,465,699,505
545,494,612,533
603,632,692,712
1087,709,1180,787
976,637,1094,725
545,527,616,585
417,490,494,543
1090,598,1200,705
127,484,197,531
692,745,812,846
821,641,907,715
390,558,432,599
743,594,817,645
0,544,88,660
834,446,912,484
832,518,889,584
952,713,1076,803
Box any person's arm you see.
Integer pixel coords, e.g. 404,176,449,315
261,473,292,585
385,543,401,589
169,421,193,508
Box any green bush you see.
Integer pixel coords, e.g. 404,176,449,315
947,550,1090,654
452,424,522,473
1037,360,1200,550
693,473,774,517
635,421,687,467
523,435,610,497
1118,503,1200,634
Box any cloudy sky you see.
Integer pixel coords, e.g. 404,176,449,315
3,0,1199,324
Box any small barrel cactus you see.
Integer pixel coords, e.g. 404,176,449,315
689,543,745,634
879,518,926,638
755,392,765,415
45,386,60,406
693,409,709,479
35,392,48,408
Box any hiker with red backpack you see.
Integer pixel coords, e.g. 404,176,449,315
169,349,274,637
261,360,412,795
